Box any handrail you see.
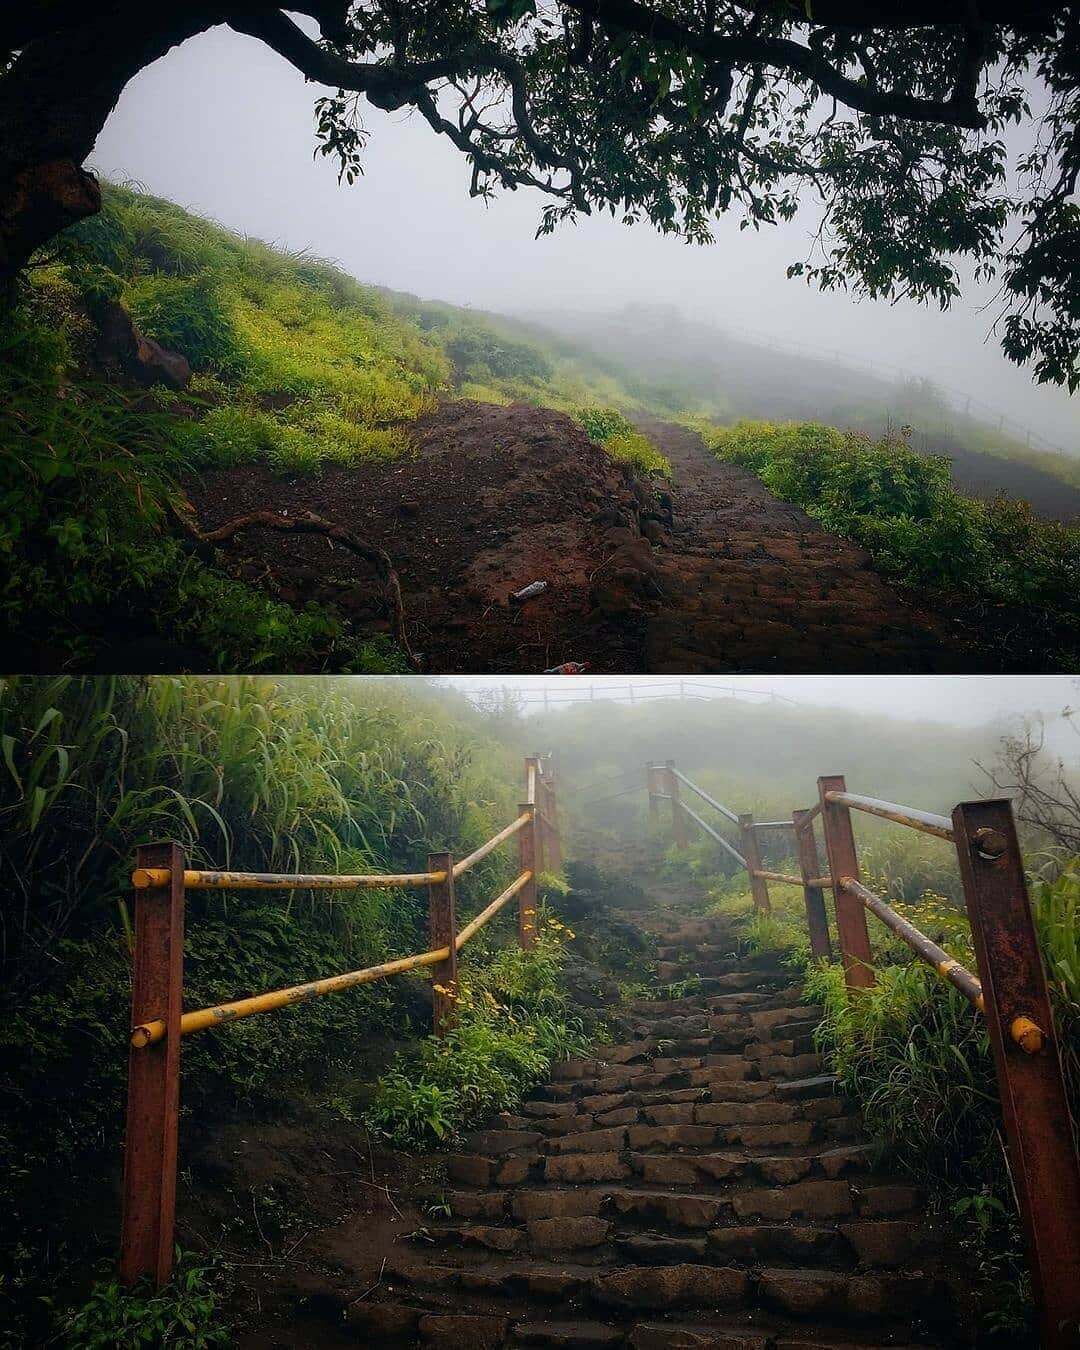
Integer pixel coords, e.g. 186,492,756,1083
452,811,531,879
455,870,533,948
645,759,1080,1346
824,790,954,843
131,945,451,1047
751,821,796,830
670,768,740,824
753,868,830,888
129,809,537,1049
679,799,748,869
132,867,446,890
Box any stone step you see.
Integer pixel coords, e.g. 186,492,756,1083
441,1175,924,1233
348,1301,944,1350
380,1258,956,1329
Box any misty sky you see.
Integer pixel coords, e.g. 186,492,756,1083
433,675,1080,743
92,25,1077,448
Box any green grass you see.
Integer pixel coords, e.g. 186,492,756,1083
691,418,1080,669
4,184,675,669
0,674,559,1343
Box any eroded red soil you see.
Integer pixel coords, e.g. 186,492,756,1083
187,400,988,673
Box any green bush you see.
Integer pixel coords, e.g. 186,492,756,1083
57,1253,229,1350
574,406,671,476
696,418,1080,664
365,913,587,1147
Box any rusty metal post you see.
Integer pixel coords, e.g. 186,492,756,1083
427,851,458,1036
793,809,832,960
525,756,546,871
646,762,660,825
739,816,772,915
818,775,874,990
517,803,539,951
665,761,688,849
952,799,1080,1350
121,842,185,1287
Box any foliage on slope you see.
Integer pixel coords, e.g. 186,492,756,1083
1,185,661,671
0,675,577,1340
694,418,1080,669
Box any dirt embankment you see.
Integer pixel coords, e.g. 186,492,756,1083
187,401,668,673
183,400,1067,673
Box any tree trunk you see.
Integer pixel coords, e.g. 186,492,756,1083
0,10,218,292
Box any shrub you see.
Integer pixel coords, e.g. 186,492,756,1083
365,913,587,1147
574,406,671,476
57,1253,230,1350
697,418,1080,665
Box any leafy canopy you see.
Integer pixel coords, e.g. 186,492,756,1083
215,1,1080,391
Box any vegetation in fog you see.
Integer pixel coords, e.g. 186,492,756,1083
1,185,664,671
695,419,1080,669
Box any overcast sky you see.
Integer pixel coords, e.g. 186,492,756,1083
92,24,1078,448
426,675,1080,744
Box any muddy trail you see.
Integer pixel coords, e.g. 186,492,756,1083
188,402,997,674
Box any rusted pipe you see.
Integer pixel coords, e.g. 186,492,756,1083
131,944,452,1047
669,768,740,825
451,812,531,879
825,791,954,843
132,867,446,890
678,800,748,869
455,870,533,948
837,875,1001,1021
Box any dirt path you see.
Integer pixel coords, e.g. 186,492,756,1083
186,402,986,674
634,417,973,673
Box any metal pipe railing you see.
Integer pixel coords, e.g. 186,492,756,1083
452,811,531,878
752,868,830,888
670,768,740,824
837,875,1043,1056
132,867,446,890
679,800,748,869
824,790,954,843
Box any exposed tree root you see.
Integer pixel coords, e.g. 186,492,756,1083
171,496,417,669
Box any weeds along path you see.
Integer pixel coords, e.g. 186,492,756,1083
633,417,974,674
333,854,973,1349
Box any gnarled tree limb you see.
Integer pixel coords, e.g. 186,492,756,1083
172,496,418,669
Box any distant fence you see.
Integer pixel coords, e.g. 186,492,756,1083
646,759,1080,1350
121,755,561,1289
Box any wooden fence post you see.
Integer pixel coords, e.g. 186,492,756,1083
793,809,832,960
817,775,874,991
121,841,185,1288
518,803,539,950
952,799,1080,1350
665,760,688,849
646,762,660,825
738,815,772,915
427,851,458,1036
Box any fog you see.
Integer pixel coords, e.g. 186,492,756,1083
91,25,1077,450
434,674,1079,745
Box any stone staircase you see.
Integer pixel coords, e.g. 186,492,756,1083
352,901,970,1348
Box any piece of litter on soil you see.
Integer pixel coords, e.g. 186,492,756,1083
543,661,590,674
511,580,548,602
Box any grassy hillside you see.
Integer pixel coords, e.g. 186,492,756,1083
1,186,663,672
530,303,1080,500
0,675,588,1344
